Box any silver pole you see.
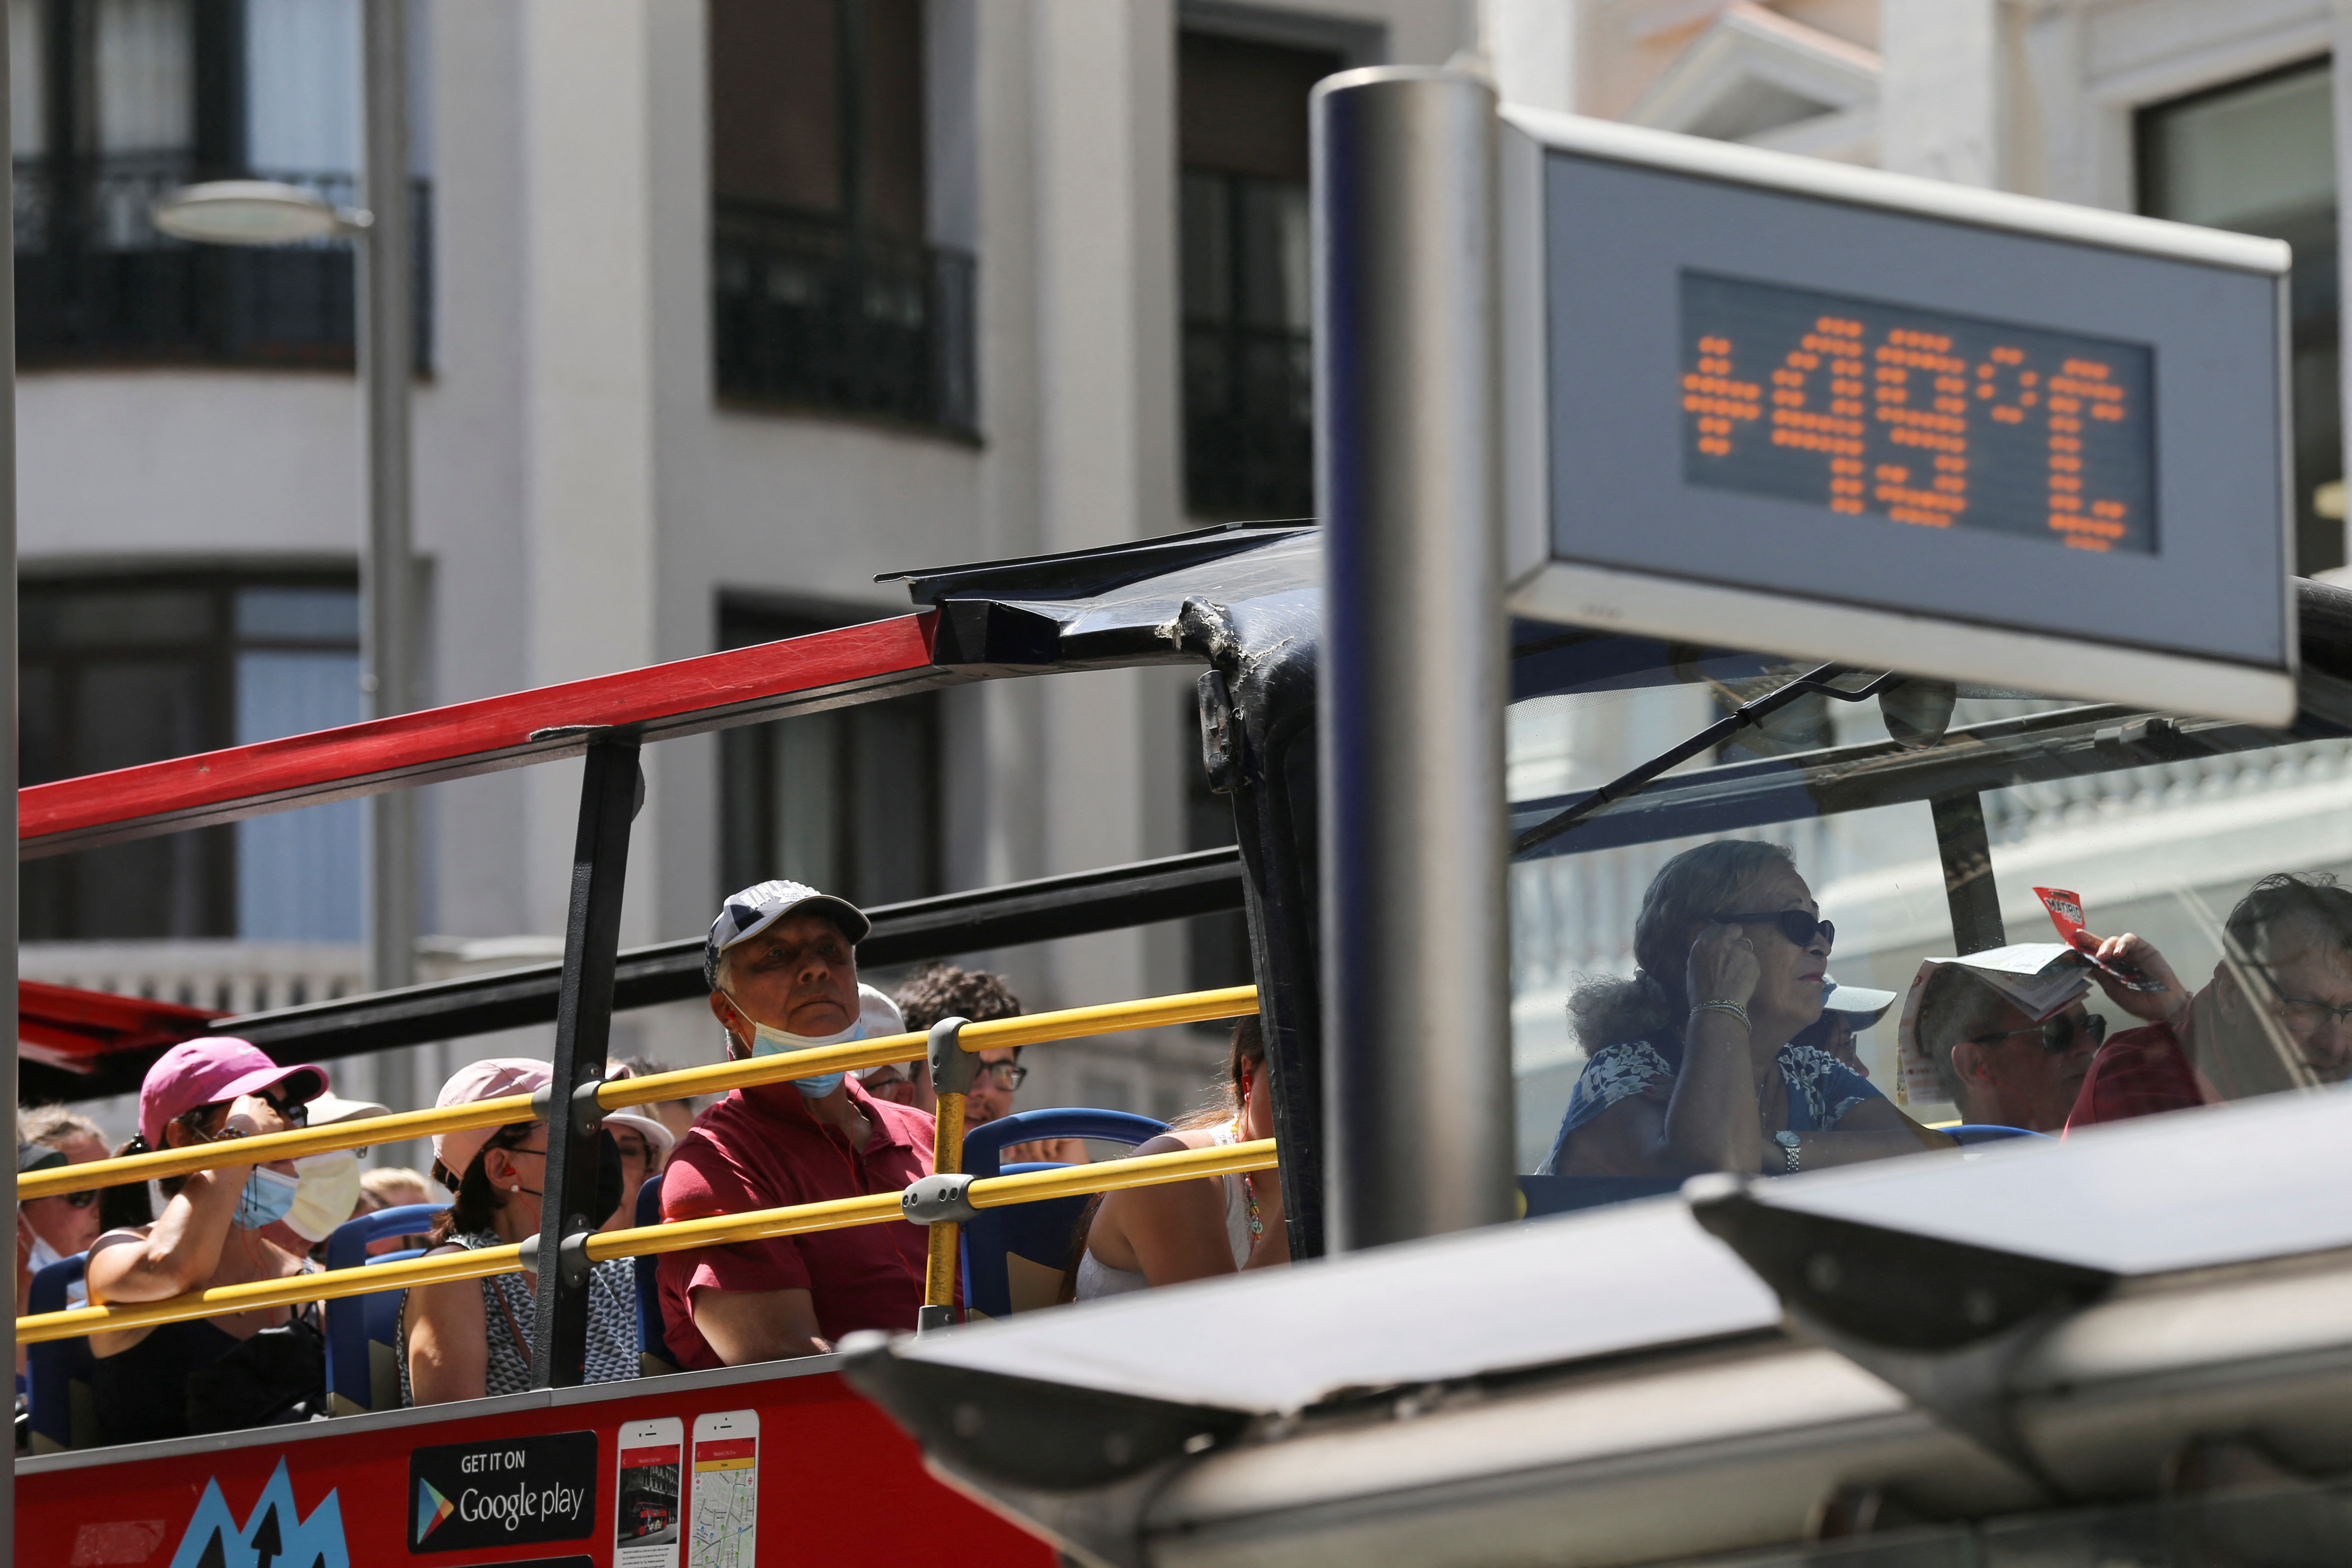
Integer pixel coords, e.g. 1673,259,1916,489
1312,70,1513,1251
3,8,19,1558
361,0,416,998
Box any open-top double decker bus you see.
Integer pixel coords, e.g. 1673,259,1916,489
22,74,2352,1568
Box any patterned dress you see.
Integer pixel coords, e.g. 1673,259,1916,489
1541,1038,1883,1174
397,1230,640,1402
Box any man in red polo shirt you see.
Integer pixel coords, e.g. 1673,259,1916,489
657,881,940,1368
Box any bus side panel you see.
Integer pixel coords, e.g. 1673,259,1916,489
16,1370,1055,1568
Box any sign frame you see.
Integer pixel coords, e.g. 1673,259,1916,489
1498,105,2299,726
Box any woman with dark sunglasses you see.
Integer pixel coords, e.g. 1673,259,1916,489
1540,840,1954,1180
83,1039,331,1446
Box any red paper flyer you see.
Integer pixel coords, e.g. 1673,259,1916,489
2033,886,2167,991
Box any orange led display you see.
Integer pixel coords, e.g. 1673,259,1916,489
1681,274,2155,554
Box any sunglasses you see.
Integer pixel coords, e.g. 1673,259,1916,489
1970,1012,2107,1055
35,1188,98,1210
1715,910,1836,951
2249,963,2352,1032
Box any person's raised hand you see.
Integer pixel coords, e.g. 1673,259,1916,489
1686,921,1760,1014
220,1093,289,1142
2088,933,2190,1026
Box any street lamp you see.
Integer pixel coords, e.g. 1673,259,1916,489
151,179,368,245
149,0,418,1031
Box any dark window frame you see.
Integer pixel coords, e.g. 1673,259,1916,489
2136,54,2340,574
20,566,361,941
13,0,435,372
715,594,945,912
707,0,976,438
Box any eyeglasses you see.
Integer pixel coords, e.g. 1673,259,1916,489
1969,1012,2107,1055
1715,910,1836,951
2248,963,2352,1033
977,1061,1028,1091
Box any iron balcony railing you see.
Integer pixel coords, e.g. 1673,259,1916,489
712,198,977,437
14,154,432,371
1183,315,1313,519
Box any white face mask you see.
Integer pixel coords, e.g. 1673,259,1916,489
723,993,862,1097
283,1149,365,1243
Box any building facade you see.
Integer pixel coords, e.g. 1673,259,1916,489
15,0,1472,1136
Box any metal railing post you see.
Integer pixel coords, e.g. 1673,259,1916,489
528,736,642,1387
1931,791,2005,955
1313,69,1514,1251
920,1017,976,1331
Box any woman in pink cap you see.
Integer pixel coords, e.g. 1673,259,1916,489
400,1058,672,1405
83,1038,331,1446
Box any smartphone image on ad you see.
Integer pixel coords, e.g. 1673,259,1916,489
688,1409,760,1568
615,1416,684,1568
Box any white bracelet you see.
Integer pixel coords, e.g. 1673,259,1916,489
1689,1000,1750,1030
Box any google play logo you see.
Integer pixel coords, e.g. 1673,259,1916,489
415,1478,456,1543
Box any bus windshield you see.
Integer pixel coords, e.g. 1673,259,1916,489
1505,635,2350,1190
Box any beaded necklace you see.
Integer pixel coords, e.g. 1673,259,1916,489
1230,1116,1264,1240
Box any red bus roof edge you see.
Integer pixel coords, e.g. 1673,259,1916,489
22,613,948,857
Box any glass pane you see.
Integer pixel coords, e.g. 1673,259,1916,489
847,698,937,906
235,650,364,942
1181,171,1231,323
2143,64,2335,231
46,588,213,648
772,710,843,892
78,659,207,770
2141,62,2342,570
1505,631,2352,1206
244,0,360,176
10,0,44,158
94,0,193,154
236,584,361,642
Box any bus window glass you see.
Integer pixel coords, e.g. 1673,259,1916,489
1505,635,2352,1204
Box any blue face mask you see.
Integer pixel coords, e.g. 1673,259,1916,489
234,1165,301,1230
726,996,864,1097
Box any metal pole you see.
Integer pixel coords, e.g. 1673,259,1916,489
361,0,416,996
1931,792,2005,955
1312,70,1512,1251
3,10,20,1557
528,738,641,1388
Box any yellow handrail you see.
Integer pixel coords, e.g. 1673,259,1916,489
15,1139,1279,1345
18,983,1263,1200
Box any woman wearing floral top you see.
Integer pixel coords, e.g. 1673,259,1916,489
1542,841,1953,1179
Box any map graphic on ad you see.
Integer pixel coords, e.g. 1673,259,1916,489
687,1427,757,1568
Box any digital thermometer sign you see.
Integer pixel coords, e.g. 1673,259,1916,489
1679,274,2156,555
1497,109,2296,725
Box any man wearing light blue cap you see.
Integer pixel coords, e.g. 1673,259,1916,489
655,881,942,1371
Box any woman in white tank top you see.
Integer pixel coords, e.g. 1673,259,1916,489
1074,1018,1287,1300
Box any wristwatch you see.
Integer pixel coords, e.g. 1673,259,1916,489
1772,1130,1802,1174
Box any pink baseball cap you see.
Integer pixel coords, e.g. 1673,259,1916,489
139,1039,329,1150
431,1058,675,1183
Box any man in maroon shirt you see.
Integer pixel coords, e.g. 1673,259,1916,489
2068,873,2352,1131
657,880,941,1369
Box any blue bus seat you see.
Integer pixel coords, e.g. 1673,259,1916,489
633,1174,676,1376
26,1253,93,1452
1948,1124,2052,1145
1517,1175,1684,1218
960,1109,1169,1321
322,1202,448,1415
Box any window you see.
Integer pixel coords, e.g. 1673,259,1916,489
716,600,942,910
708,0,974,435
12,0,433,370
21,572,363,942
1178,30,1337,520
1507,632,2352,1191
2140,59,2339,573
